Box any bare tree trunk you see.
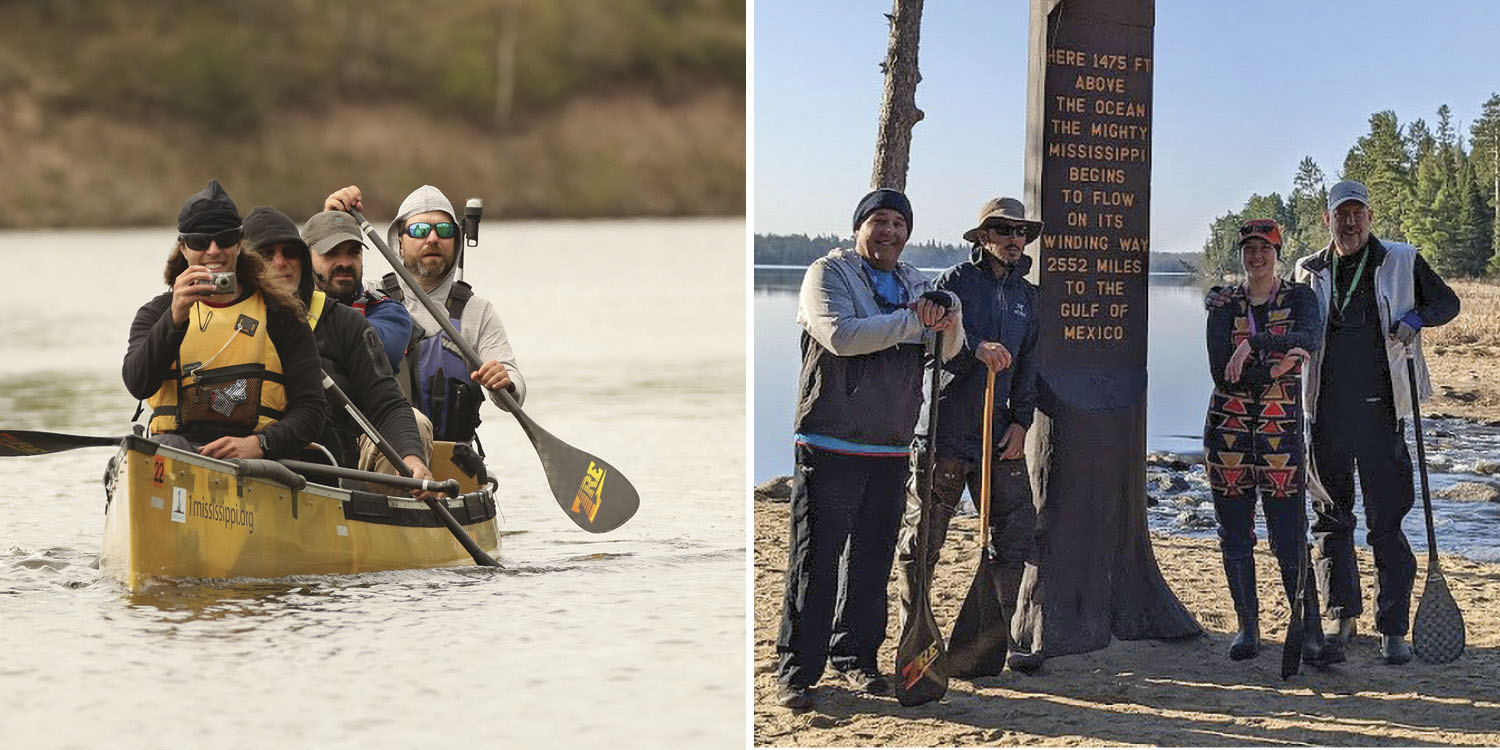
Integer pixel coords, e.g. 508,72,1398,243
871,0,925,191
495,0,519,129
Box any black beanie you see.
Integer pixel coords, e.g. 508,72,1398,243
177,179,242,234
852,188,913,233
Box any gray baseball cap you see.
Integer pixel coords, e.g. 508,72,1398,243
302,211,367,255
1327,180,1370,211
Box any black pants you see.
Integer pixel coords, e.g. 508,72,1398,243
894,453,1034,635
1309,398,1416,636
1212,487,1310,616
775,444,908,688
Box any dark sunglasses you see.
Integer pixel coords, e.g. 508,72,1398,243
404,221,458,240
179,227,243,251
1239,222,1276,236
985,224,1030,237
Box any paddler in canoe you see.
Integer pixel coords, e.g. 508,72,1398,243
323,184,526,461
242,205,438,493
122,180,327,462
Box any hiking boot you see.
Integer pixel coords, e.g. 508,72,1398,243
834,666,888,695
776,683,812,710
1380,635,1413,665
1006,650,1044,674
1331,616,1357,647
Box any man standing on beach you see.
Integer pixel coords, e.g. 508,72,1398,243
775,188,961,710
895,196,1041,674
1294,180,1459,664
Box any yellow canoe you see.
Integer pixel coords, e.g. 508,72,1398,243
101,436,500,592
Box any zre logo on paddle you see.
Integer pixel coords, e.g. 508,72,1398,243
571,461,607,523
901,641,940,689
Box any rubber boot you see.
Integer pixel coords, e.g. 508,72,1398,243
1285,559,1341,665
1223,555,1260,661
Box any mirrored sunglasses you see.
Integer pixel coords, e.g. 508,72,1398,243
179,227,243,252
404,221,458,240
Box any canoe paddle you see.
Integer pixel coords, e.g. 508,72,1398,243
0,430,120,457
349,208,638,533
319,375,500,567
1280,543,1308,679
894,306,949,707
947,367,1009,678
1407,351,1466,663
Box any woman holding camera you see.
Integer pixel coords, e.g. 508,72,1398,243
122,180,325,460
1203,218,1333,666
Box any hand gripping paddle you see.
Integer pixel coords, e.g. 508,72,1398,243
894,294,951,707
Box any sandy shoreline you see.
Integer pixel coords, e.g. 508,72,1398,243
753,495,1500,746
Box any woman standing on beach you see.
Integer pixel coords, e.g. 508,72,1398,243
1203,219,1334,665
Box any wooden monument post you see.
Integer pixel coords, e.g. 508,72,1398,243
1014,0,1201,659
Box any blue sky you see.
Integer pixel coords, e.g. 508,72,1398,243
753,0,1500,251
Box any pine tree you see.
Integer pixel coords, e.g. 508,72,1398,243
1455,158,1494,276
1404,107,1460,271
1344,111,1413,241
1471,94,1500,269
1288,156,1328,262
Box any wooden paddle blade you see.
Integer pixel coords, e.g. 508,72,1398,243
519,416,639,533
894,607,948,706
1413,566,1466,664
0,430,120,457
947,552,1009,679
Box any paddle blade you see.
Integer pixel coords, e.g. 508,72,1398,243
1413,566,1466,664
520,417,639,533
947,552,1009,679
0,430,120,457
1280,599,1304,679
1281,551,1308,680
894,606,948,707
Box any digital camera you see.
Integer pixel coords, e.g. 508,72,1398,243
208,271,237,296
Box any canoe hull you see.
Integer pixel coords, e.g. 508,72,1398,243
101,437,500,592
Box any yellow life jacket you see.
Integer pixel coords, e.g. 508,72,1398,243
146,291,287,435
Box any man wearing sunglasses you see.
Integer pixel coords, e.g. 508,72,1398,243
1289,180,1460,665
241,206,433,491
775,188,962,710
324,184,525,449
295,210,413,373
895,196,1043,675
123,180,326,461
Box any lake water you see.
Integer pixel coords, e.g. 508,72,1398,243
0,221,746,748
754,265,1500,562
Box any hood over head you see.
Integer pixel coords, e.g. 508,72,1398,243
243,205,314,305
387,185,465,287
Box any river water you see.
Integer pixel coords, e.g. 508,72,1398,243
755,265,1500,563
0,221,746,748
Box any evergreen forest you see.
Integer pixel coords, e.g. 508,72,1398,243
1201,96,1500,279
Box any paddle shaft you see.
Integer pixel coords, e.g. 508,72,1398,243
280,459,459,495
1406,354,1439,564
321,375,500,567
980,368,995,548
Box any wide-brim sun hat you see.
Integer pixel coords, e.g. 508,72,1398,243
962,197,1043,244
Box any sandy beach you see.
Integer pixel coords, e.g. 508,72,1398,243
753,495,1500,747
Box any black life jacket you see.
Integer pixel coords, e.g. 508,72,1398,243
380,273,485,443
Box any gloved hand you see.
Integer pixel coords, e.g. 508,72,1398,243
1390,310,1422,346
1203,285,1232,310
